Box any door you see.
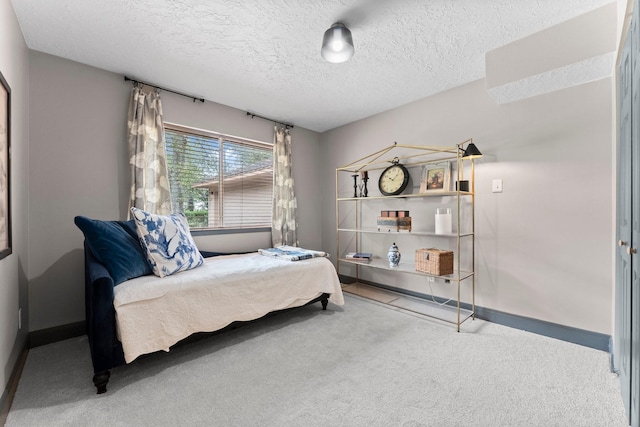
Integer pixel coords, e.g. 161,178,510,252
632,2,640,423
616,24,633,423
617,3,640,424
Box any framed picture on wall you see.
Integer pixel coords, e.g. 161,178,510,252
419,162,451,193
0,70,11,261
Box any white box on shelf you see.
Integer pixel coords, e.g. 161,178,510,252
435,208,452,234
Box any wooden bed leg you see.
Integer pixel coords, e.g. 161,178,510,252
93,370,110,394
321,299,328,310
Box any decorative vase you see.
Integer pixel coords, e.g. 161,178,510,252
388,242,401,268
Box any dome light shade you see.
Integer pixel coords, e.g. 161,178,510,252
321,23,354,63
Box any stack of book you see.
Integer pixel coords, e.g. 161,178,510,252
377,210,411,232
345,252,372,263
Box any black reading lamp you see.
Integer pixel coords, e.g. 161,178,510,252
462,142,483,159
456,141,483,192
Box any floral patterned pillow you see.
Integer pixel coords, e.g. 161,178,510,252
131,207,204,278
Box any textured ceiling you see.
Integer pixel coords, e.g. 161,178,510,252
11,0,613,132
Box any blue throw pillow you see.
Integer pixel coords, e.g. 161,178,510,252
131,207,204,278
74,216,153,285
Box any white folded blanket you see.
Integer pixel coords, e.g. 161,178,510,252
258,245,328,261
114,252,344,363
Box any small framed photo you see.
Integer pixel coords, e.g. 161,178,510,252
420,162,451,193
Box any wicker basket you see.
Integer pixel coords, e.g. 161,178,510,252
415,248,454,276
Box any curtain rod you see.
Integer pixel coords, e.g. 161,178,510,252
124,76,205,103
246,112,294,129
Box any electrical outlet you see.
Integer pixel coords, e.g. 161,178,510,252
492,179,503,193
18,308,21,330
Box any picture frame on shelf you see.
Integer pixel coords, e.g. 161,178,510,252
0,70,10,261
419,162,451,193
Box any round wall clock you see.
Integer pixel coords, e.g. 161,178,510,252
378,158,410,196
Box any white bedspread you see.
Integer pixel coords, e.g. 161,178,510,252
113,252,344,363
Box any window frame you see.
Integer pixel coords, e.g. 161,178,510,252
164,122,274,233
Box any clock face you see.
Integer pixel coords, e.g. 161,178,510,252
378,163,410,196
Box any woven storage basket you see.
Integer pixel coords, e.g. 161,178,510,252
415,248,454,276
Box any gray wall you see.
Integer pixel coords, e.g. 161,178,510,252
27,51,322,331
321,77,613,335
0,1,29,392
28,52,129,331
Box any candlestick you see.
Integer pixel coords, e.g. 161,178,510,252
352,174,359,198
361,171,369,197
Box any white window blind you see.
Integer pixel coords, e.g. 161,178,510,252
164,124,273,229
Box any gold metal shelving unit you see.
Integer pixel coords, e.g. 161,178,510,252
335,139,477,331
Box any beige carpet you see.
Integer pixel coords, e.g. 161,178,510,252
6,294,628,426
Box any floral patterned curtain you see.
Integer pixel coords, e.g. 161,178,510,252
127,85,172,216
271,126,298,247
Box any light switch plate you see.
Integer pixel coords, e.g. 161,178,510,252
492,179,503,193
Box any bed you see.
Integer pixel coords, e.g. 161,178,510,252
77,213,344,394
114,252,344,364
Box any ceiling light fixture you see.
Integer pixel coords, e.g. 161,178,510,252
321,23,354,63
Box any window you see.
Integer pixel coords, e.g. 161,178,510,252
164,123,273,230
